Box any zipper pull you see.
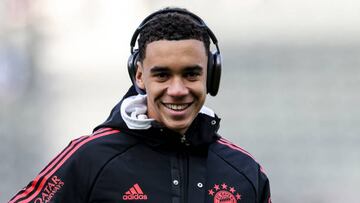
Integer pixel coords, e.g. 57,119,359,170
180,134,190,146
180,134,186,143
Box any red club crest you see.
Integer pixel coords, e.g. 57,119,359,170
208,183,242,203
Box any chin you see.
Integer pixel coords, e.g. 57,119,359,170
165,121,191,134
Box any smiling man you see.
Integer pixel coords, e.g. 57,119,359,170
10,7,271,203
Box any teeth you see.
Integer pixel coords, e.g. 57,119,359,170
165,104,189,111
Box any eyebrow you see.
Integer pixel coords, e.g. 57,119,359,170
150,66,170,74
150,65,203,74
183,66,203,73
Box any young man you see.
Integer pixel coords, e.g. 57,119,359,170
10,8,271,203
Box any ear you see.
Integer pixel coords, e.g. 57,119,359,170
135,61,145,90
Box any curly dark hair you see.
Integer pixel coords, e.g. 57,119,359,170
137,8,211,62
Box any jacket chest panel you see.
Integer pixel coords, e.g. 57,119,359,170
89,145,208,203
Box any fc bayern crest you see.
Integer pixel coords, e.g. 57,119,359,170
208,183,242,203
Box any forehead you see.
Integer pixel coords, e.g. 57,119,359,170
142,39,208,69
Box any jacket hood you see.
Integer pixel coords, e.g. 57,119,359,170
94,85,221,146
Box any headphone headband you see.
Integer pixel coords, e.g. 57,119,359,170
130,8,219,54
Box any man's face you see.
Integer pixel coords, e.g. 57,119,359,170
136,39,208,134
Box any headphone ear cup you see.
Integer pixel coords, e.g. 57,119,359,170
127,50,145,94
127,50,138,85
207,51,221,96
206,53,214,95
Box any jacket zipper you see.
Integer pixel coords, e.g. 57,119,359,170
179,151,189,203
179,133,190,203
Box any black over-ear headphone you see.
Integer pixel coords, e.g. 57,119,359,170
127,8,222,96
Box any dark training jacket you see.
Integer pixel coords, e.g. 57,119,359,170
10,86,271,203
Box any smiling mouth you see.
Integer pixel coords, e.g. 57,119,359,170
163,103,191,111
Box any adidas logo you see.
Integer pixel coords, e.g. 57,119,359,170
122,183,148,201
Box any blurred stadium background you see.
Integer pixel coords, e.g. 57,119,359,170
1,0,359,202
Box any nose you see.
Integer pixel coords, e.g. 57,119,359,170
167,77,189,97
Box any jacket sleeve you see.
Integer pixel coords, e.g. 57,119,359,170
9,137,92,203
258,167,271,203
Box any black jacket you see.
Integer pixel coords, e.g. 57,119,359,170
10,86,271,203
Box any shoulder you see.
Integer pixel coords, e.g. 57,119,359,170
67,128,138,163
45,127,140,180
42,127,138,176
210,136,267,177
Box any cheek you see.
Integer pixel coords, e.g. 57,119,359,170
145,83,166,101
188,86,206,105
194,80,207,94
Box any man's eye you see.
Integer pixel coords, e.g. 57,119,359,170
185,72,200,80
155,73,169,81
